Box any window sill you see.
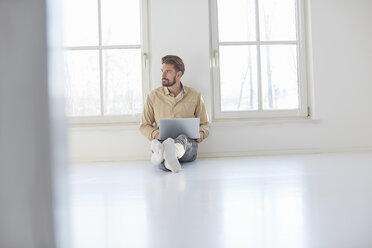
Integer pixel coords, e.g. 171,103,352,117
67,115,141,128
210,116,320,127
66,115,319,128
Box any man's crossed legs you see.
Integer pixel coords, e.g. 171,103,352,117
150,134,198,173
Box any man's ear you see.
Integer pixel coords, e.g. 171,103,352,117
176,71,183,79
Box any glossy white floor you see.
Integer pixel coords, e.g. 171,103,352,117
69,151,372,248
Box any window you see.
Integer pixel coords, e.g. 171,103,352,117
211,0,309,119
62,0,149,123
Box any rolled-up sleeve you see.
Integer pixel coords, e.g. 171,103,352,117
139,94,159,140
195,94,210,139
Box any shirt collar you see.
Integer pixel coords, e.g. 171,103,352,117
163,82,186,96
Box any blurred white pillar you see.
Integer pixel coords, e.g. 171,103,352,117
0,0,69,247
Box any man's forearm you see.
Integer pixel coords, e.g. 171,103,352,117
140,124,158,140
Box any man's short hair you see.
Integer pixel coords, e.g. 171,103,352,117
161,55,185,75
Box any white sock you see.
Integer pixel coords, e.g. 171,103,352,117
163,138,181,173
175,143,185,159
150,139,164,165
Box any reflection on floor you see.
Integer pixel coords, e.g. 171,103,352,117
69,151,372,248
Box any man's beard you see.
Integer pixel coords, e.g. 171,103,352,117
162,78,176,87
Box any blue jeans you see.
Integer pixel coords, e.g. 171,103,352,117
159,134,198,171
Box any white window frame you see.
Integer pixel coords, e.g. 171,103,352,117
66,0,150,125
210,0,310,120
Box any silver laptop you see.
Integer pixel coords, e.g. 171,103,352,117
159,118,200,140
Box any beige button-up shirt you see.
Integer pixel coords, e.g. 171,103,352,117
139,85,210,140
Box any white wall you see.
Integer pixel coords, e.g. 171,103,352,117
0,0,69,247
69,0,372,162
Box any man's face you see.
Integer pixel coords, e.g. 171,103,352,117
161,63,179,87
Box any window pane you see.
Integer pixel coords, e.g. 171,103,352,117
102,49,142,115
101,0,141,45
220,46,258,111
259,0,297,41
64,50,100,116
62,0,98,46
217,0,256,42
261,45,299,110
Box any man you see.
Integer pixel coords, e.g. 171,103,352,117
139,55,210,173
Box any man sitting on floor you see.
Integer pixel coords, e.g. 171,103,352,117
139,55,210,172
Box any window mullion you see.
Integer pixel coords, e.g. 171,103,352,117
65,45,141,50
219,41,297,46
255,0,263,111
98,0,104,116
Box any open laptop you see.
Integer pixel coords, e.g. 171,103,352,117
159,118,200,140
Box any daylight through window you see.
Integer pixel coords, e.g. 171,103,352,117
211,0,309,119
62,0,146,118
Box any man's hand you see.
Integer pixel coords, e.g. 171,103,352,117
196,132,204,143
